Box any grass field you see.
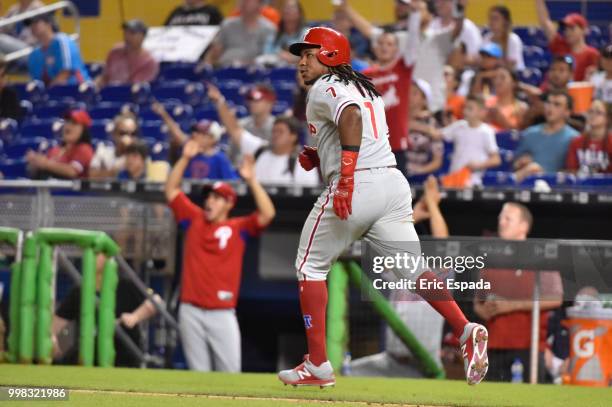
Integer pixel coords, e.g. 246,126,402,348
0,365,611,407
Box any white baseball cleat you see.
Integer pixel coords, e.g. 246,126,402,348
460,322,489,385
278,354,336,388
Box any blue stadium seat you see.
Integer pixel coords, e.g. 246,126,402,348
576,174,612,189
20,100,33,118
272,101,291,116
495,131,520,150
140,121,169,141
47,82,98,105
143,139,169,161
152,82,204,105
214,67,258,83
139,102,193,122
20,119,63,139
0,158,28,178
272,81,295,105
90,119,112,141
85,63,104,79
268,67,298,82
0,118,19,144
587,25,605,48
194,105,219,121
89,102,136,120
520,173,576,188
12,80,47,105
519,67,543,87
100,83,151,104
215,81,245,105
33,101,86,119
158,63,200,82
4,137,51,157
482,171,516,187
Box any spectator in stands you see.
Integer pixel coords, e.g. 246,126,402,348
208,84,318,186
165,140,275,372
52,253,161,367
464,43,503,97
203,0,276,67
349,176,448,378
405,79,443,177
240,83,276,142
485,66,528,131
96,19,159,88
26,109,94,179
0,0,44,56
430,0,482,65
89,113,140,179
0,59,21,120
475,202,563,382
536,0,600,81
435,94,501,186
117,141,148,181
329,6,371,62
514,90,579,181
26,12,90,86
344,0,462,116
566,99,612,174
589,44,612,104
258,0,306,66
228,0,280,27
154,101,237,180
444,65,464,123
361,1,420,173
520,55,575,129
482,5,525,70
164,0,223,26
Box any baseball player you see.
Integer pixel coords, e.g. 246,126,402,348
278,27,488,387
165,140,275,371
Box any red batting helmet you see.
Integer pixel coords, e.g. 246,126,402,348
289,27,351,67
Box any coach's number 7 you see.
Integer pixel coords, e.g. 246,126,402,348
364,101,378,139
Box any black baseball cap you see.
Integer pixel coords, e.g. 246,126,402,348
122,19,148,34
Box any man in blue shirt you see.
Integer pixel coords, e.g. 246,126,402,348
183,120,238,180
26,13,90,86
152,102,238,180
514,89,579,181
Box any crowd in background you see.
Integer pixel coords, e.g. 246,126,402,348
0,0,611,187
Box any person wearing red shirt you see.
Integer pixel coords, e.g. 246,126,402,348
96,19,159,88
536,0,600,81
342,1,419,174
25,109,94,179
474,202,563,383
165,140,275,372
566,99,612,174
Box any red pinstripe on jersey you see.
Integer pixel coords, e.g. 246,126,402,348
298,185,333,276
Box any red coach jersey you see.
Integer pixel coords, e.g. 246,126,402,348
549,34,600,81
169,192,265,309
364,60,414,151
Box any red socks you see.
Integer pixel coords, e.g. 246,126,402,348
415,271,469,338
299,280,328,366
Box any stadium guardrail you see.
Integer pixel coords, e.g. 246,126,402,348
0,1,81,63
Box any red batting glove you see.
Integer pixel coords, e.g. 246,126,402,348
333,150,358,220
298,145,320,171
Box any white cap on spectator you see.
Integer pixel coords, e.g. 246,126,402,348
412,79,432,110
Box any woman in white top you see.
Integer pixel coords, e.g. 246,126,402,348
482,5,525,70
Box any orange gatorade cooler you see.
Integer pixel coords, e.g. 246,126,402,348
567,82,595,114
564,307,612,387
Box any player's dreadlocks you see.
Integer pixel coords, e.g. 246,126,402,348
323,64,380,100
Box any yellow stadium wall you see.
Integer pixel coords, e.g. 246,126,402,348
1,0,540,63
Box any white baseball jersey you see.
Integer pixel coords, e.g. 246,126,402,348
306,74,396,183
